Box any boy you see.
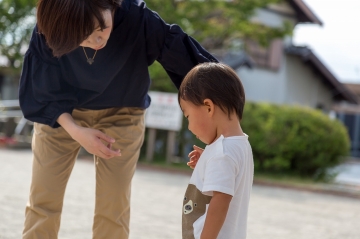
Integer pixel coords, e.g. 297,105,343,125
178,63,254,239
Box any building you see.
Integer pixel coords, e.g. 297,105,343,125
232,0,357,112
222,0,359,157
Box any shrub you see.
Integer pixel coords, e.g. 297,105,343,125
241,102,350,180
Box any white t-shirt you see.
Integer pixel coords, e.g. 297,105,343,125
182,135,254,239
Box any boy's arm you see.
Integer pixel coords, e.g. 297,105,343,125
201,191,232,239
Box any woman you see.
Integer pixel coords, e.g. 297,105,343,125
19,0,217,238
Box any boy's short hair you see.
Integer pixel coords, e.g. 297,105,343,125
178,62,245,120
37,0,121,57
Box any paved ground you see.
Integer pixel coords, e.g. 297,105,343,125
1,149,360,239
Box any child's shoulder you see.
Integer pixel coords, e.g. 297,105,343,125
203,134,251,162
222,134,251,160
223,134,250,148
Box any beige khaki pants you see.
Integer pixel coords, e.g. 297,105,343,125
22,107,145,239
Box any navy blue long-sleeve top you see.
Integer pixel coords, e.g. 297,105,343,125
19,0,218,128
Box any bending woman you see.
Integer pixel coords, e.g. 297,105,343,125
19,0,217,238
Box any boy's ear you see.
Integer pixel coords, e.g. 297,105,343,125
203,99,214,117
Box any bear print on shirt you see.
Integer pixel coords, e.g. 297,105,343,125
182,184,212,239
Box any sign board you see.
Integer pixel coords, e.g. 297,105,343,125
145,91,183,131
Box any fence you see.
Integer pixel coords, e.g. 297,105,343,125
334,103,360,159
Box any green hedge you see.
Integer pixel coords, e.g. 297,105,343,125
140,102,350,181
241,102,350,180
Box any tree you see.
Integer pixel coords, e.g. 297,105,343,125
0,0,37,74
0,0,292,80
146,0,292,92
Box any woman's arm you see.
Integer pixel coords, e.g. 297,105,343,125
201,191,232,239
143,6,218,89
57,113,121,159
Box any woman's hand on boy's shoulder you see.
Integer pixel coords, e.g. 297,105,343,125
187,145,204,169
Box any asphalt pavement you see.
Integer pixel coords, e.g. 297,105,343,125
1,149,360,239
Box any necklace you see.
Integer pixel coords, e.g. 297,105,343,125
82,47,98,65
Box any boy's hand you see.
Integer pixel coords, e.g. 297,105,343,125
187,145,204,169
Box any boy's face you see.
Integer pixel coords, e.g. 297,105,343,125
180,99,216,145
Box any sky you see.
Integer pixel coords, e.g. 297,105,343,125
293,0,360,83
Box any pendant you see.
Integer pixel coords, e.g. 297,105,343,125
87,58,94,65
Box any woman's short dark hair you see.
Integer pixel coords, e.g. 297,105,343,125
179,62,246,120
37,0,121,57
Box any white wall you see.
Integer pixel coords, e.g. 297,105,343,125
237,54,334,111
250,4,297,46
237,55,288,104
251,6,297,29
284,55,333,111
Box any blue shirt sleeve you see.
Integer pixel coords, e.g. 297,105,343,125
19,29,78,128
143,4,218,89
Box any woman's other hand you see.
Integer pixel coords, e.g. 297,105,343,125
71,126,121,159
57,112,121,159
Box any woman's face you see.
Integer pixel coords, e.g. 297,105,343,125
80,10,113,50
